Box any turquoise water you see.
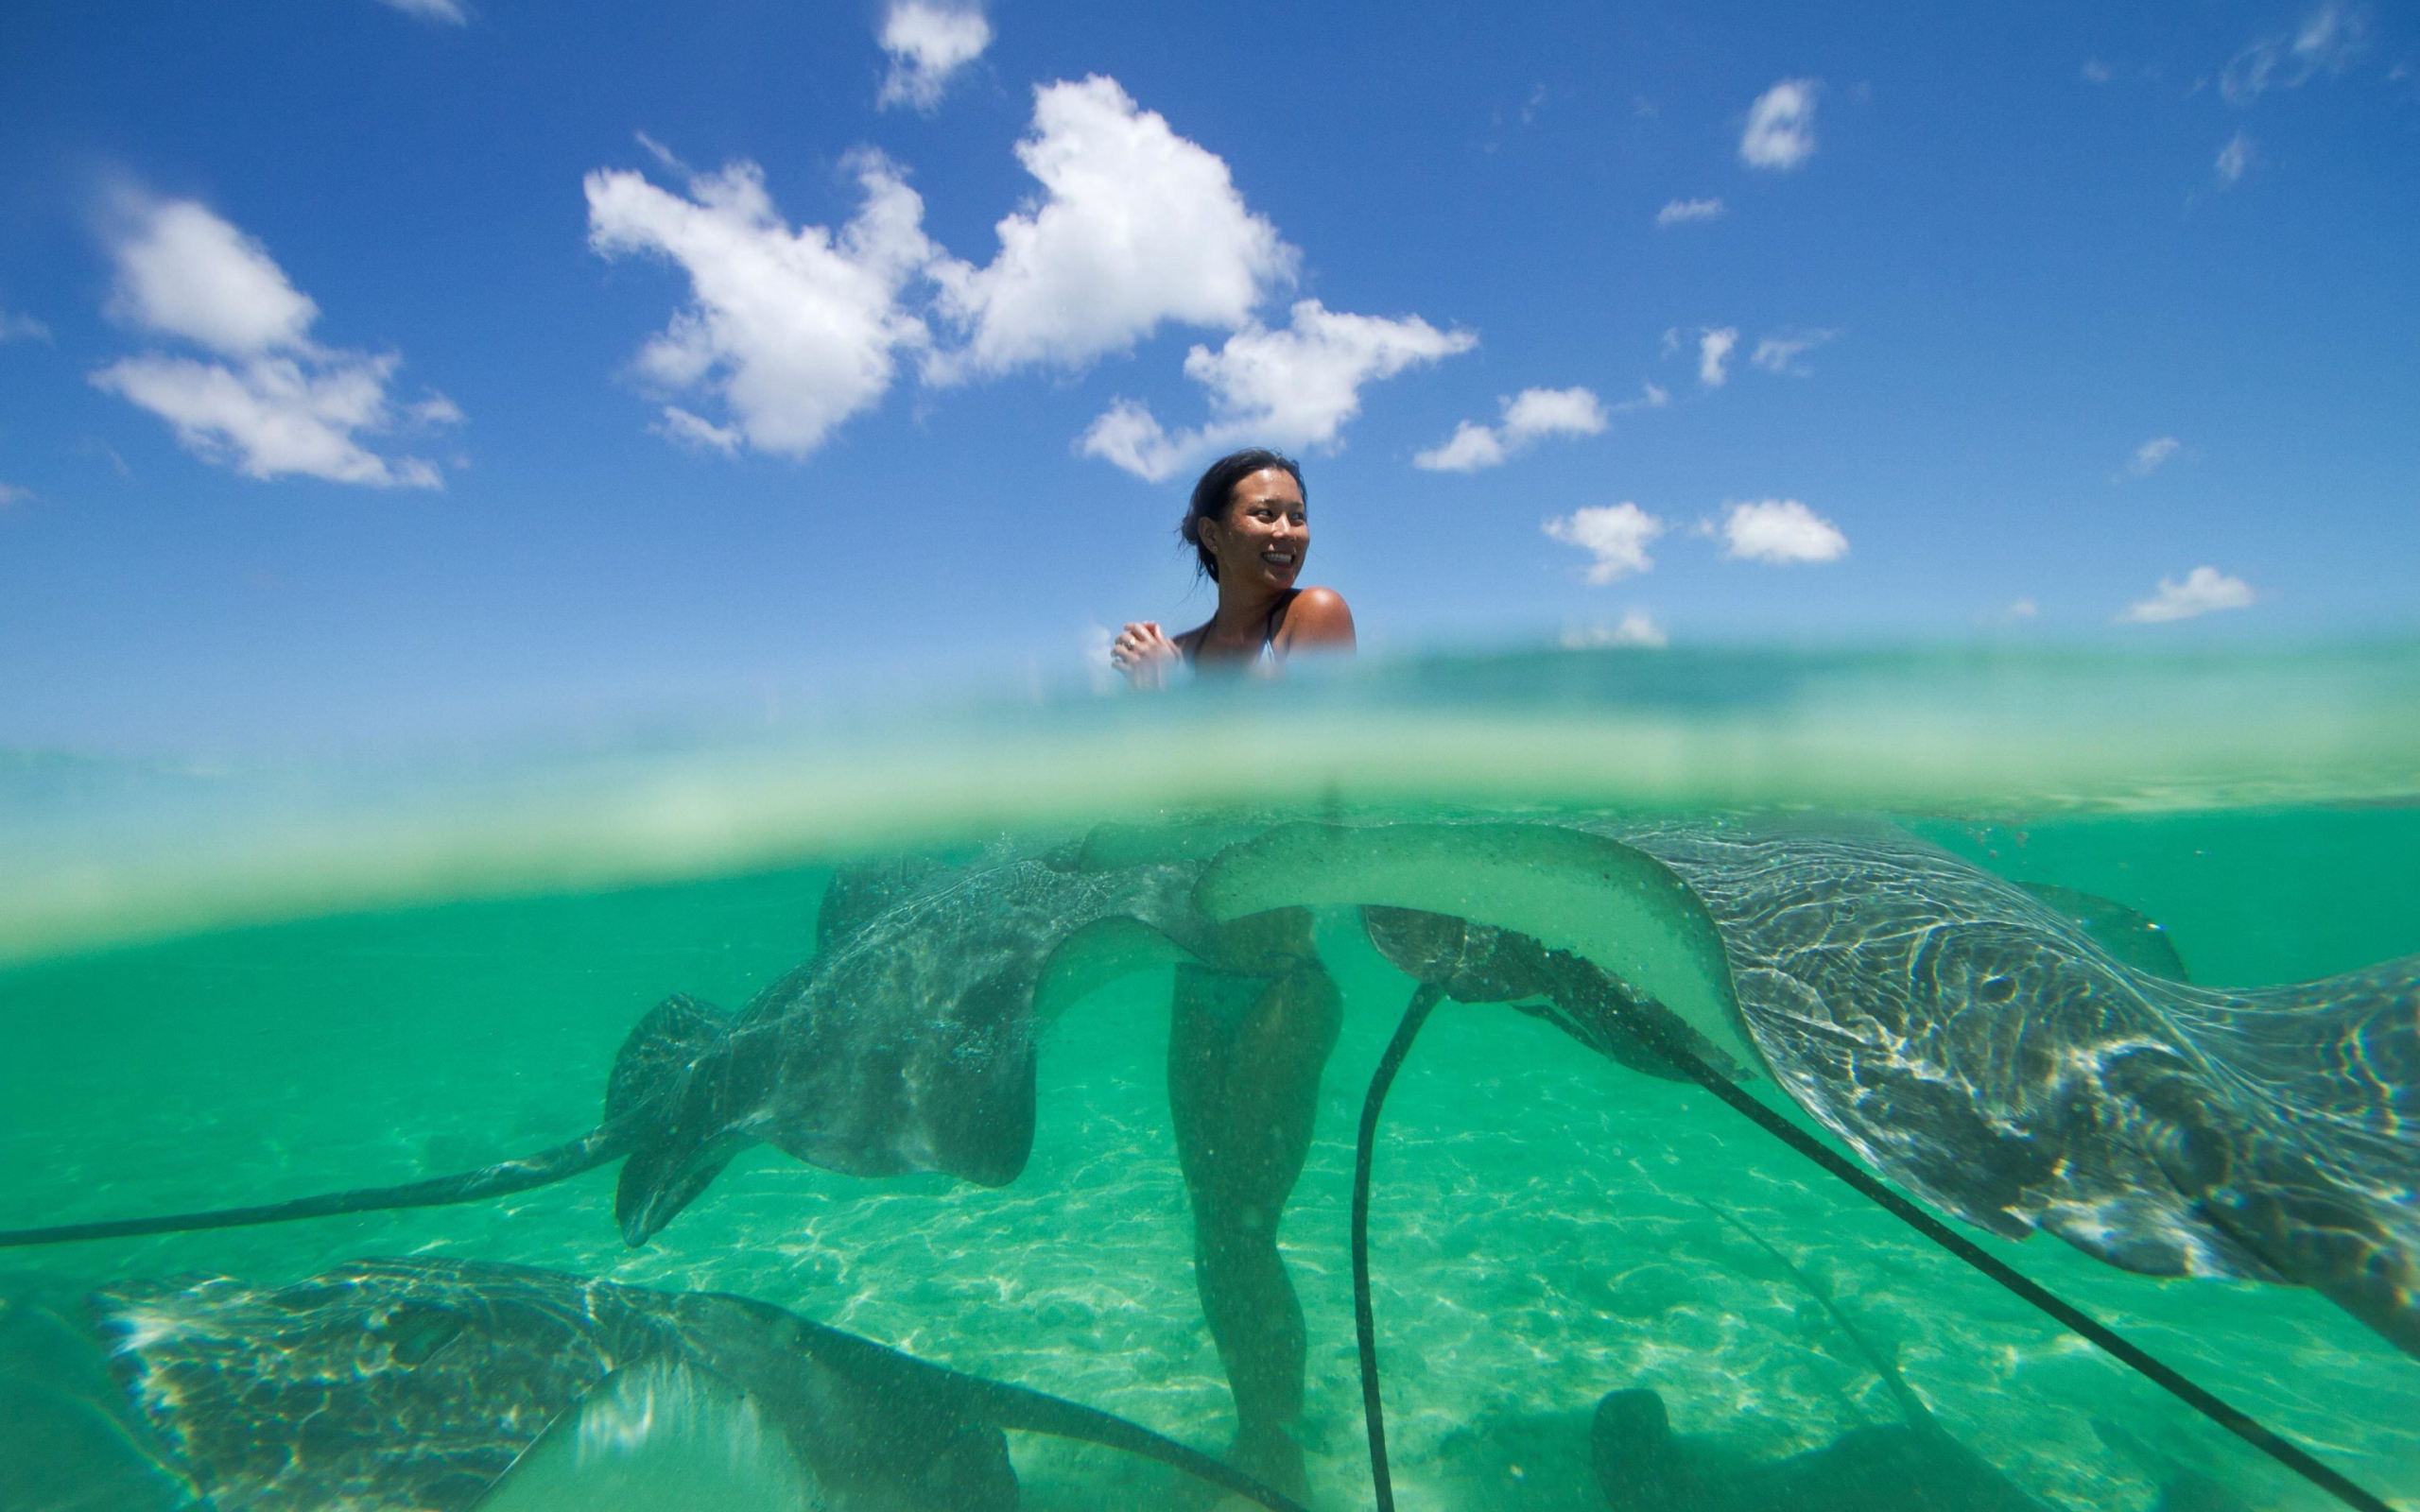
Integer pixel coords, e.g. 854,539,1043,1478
4,646,2418,1511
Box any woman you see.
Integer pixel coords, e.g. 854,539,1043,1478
1110,449,1356,689
1105,450,1353,1501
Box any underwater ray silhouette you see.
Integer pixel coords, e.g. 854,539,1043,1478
1588,1383,2048,1512
1591,1212,2260,1512
43,1255,1308,1512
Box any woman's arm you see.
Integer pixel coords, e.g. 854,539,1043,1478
1276,588,1356,656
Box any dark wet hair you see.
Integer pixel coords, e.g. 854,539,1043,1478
1181,449,1305,582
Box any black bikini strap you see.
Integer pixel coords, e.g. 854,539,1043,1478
1263,588,1301,649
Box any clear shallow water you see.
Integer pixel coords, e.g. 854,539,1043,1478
4,646,2418,1511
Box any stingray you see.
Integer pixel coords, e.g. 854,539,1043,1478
1231,818,2408,1510
2,1255,1305,1512
593,834,1232,1243
1201,816,2420,1360
0,832,1231,1253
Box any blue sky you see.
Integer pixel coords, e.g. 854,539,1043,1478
1,0,2414,750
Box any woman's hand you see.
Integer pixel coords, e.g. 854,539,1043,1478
1111,621,1182,690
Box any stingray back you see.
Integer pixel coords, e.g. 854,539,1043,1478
95,1259,673,1512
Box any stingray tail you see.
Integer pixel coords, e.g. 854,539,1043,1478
786,1321,1309,1512
0,1124,631,1249
961,1378,1309,1512
0,989,745,1253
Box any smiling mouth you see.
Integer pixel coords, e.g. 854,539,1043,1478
1262,551,1297,566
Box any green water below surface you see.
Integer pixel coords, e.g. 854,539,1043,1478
5,798,2417,1511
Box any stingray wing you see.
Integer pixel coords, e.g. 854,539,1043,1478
95,1260,671,1512
1616,818,2420,1355
2162,960,2420,1176
471,1357,820,1512
1197,821,1760,1074
2151,961,2420,1355
2015,882,2191,981
752,854,1209,1190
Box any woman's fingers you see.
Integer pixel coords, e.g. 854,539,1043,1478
1113,623,1175,667
1111,621,1179,685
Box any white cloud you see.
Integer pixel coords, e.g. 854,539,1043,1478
2119,566,2257,624
586,149,936,457
2223,3,2368,103
1415,421,1503,473
104,196,318,356
1720,498,1848,563
407,392,464,426
2296,2,2369,66
1655,197,1725,228
2008,597,2040,619
587,76,1451,470
0,482,30,508
1619,381,1670,411
1749,328,1838,375
1564,609,1668,649
930,76,1295,380
0,310,51,344
1740,79,1819,170
1503,386,1608,440
1545,502,1666,584
656,405,742,455
1179,301,1470,444
374,0,467,23
2081,59,2114,84
1697,326,1738,387
877,1,992,112
1417,385,1607,472
1078,402,1179,480
93,352,444,487
2125,435,2182,476
1082,300,1473,481
91,195,455,488
2215,131,2254,185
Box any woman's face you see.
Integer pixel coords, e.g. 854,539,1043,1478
1202,467,1308,593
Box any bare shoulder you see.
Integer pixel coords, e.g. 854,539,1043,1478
1280,587,1356,651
